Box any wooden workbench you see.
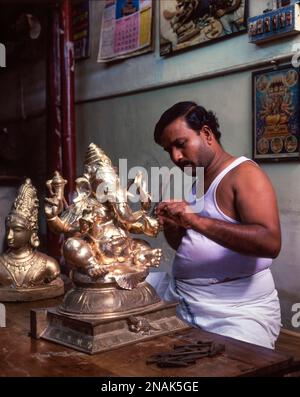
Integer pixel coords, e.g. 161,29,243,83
0,297,295,377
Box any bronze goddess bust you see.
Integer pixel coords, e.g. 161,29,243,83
0,178,64,301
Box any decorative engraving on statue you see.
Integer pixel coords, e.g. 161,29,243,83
128,315,160,335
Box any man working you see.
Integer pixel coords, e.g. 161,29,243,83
216,0,245,35
153,101,282,349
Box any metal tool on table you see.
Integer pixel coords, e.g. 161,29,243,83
146,340,225,368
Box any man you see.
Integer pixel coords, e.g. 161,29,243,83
152,101,282,349
216,0,245,35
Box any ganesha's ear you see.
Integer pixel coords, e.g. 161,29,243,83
75,177,92,199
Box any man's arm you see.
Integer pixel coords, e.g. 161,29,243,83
157,165,281,258
162,220,186,251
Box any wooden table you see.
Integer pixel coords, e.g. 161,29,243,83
0,297,294,377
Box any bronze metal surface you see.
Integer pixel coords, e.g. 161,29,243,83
31,301,189,354
45,143,162,291
31,143,184,353
0,178,64,301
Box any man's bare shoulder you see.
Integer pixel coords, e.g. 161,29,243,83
230,160,273,191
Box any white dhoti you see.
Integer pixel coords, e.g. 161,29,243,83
146,269,281,349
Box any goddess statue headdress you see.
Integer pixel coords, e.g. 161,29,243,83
9,178,39,230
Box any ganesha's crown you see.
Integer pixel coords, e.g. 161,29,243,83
84,143,112,167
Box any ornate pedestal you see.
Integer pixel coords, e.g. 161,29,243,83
30,276,188,354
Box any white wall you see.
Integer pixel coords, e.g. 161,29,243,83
73,0,300,332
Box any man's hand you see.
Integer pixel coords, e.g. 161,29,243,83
156,200,195,229
156,201,188,250
157,162,281,258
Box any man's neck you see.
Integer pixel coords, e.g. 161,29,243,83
205,149,236,181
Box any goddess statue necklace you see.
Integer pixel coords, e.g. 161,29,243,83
2,251,37,286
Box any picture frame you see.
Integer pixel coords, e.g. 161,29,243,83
159,0,248,56
73,0,90,61
252,64,300,162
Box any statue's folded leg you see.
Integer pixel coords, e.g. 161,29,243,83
63,237,109,278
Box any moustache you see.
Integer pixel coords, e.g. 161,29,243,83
177,161,195,170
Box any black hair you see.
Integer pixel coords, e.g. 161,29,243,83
154,101,222,144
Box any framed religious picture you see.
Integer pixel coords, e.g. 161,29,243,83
252,64,300,162
159,0,248,56
73,0,90,60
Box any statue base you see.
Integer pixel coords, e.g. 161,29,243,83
30,275,189,354
0,278,64,302
30,300,188,354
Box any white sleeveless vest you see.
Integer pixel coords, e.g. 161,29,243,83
173,156,272,281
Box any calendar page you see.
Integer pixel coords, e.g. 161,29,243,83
98,0,153,62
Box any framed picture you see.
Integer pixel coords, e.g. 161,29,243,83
73,0,90,61
159,0,248,56
252,64,300,162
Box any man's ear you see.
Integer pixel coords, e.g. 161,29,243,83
201,125,214,145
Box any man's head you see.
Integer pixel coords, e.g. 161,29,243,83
154,102,222,171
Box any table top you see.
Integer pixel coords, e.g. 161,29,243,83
0,297,294,377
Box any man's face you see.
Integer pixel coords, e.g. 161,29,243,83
160,117,214,174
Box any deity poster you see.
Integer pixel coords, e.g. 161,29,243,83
253,64,300,162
